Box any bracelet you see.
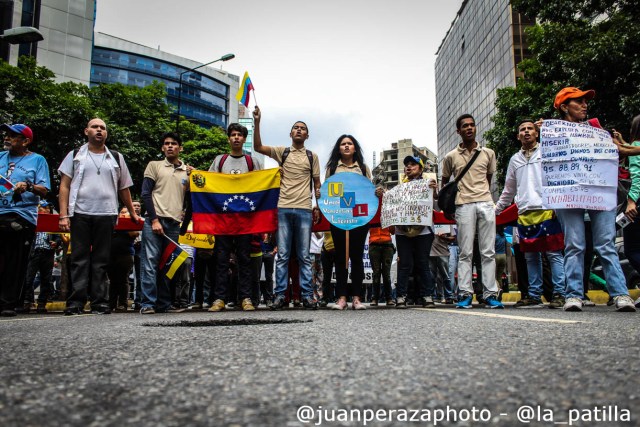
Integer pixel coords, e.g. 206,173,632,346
59,215,70,220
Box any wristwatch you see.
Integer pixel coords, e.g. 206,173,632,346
25,181,34,193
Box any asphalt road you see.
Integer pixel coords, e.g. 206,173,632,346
0,305,638,427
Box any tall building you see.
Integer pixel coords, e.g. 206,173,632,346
376,139,437,189
435,0,533,161
91,32,238,129
1,0,96,84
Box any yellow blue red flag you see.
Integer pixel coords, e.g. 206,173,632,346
235,72,254,107
190,168,280,235
159,238,189,279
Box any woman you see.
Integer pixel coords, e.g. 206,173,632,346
325,135,381,310
394,156,437,308
550,87,635,311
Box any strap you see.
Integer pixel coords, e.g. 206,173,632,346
454,149,482,183
245,154,254,171
218,154,230,172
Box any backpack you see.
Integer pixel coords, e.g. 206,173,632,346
217,154,254,172
281,147,314,188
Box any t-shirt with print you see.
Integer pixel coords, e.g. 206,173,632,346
269,146,320,210
209,154,264,174
0,151,50,225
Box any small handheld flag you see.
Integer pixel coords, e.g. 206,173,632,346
159,237,189,279
235,71,255,107
0,174,14,195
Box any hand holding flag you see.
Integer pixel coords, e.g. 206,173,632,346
0,174,14,196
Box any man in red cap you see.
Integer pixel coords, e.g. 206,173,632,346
550,87,636,312
0,124,50,317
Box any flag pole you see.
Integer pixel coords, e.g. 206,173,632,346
345,230,349,267
162,233,183,249
252,88,258,107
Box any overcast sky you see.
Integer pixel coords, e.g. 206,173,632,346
94,0,464,169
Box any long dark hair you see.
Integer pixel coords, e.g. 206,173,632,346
325,134,366,175
630,114,640,143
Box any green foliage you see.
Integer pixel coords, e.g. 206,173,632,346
0,57,230,199
486,0,640,185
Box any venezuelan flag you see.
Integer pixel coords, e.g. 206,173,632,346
517,209,564,252
190,168,280,235
235,71,254,107
159,240,189,279
0,174,14,191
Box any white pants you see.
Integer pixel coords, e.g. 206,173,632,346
455,201,497,299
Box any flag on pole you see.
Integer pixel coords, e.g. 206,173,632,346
159,238,189,279
0,174,14,191
235,71,254,107
190,168,280,235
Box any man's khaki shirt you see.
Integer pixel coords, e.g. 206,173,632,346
269,146,320,210
441,143,496,205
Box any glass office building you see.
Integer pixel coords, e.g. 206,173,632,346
91,33,238,129
435,0,533,160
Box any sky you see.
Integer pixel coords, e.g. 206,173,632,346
94,0,464,170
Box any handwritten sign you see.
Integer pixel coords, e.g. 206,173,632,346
381,179,433,228
178,222,215,249
540,119,617,210
319,173,379,231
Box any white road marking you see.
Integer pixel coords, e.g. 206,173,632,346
414,308,586,324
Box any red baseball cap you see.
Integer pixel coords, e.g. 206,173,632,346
1,123,34,141
553,87,595,110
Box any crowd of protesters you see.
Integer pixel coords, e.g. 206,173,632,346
1,86,639,317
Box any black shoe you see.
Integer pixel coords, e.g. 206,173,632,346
270,295,286,311
318,299,329,308
0,309,17,317
36,303,48,313
64,306,83,316
302,297,318,310
91,306,111,314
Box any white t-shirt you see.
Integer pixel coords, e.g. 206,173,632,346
208,154,264,174
59,149,133,216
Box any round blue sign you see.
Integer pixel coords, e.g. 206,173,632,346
319,173,379,231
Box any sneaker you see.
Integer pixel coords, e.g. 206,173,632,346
226,301,237,309
241,298,256,311
513,296,544,308
292,299,302,308
202,302,211,309
421,296,436,308
167,306,186,313
484,296,504,309
386,299,396,307
370,299,378,307
189,302,203,310
64,306,83,316
139,307,155,315
332,299,347,310
318,299,329,308
444,298,454,305
456,295,473,309
395,296,407,309
208,299,226,312
548,294,565,309
635,296,640,308
91,306,112,314
582,296,596,307
563,297,583,312
352,297,366,310
0,309,17,317
302,297,318,310
270,295,286,311
614,295,637,312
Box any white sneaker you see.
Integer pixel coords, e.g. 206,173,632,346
614,295,637,312
634,296,640,308
582,298,596,307
563,297,583,312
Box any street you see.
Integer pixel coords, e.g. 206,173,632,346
0,306,638,426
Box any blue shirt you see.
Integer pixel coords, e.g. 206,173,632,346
0,151,50,225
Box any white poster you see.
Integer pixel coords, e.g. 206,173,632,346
381,179,433,228
540,119,618,210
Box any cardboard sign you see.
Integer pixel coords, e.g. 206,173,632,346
381,179,433,228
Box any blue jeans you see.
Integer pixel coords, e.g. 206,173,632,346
556,209,628,299
524,250,565,299
275,208,314,298
140,217,181,310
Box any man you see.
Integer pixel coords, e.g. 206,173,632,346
21,201,62,313
207,123,263,312
139,132,189,314
441,114,503,309
495,120,566,309
58,118,139,315
550,87,636,311
252,106,321,310
0,124,50,317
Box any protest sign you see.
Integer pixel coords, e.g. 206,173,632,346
318,173,379,231
381,179,433,229
540,119,618,210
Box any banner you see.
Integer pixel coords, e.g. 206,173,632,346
381,179,433,229
540,119,618,210
318,173,379,231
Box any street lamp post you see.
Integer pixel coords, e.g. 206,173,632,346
175,53,235,133
0,26,44,44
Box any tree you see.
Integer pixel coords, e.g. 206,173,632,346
485,0,640,186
